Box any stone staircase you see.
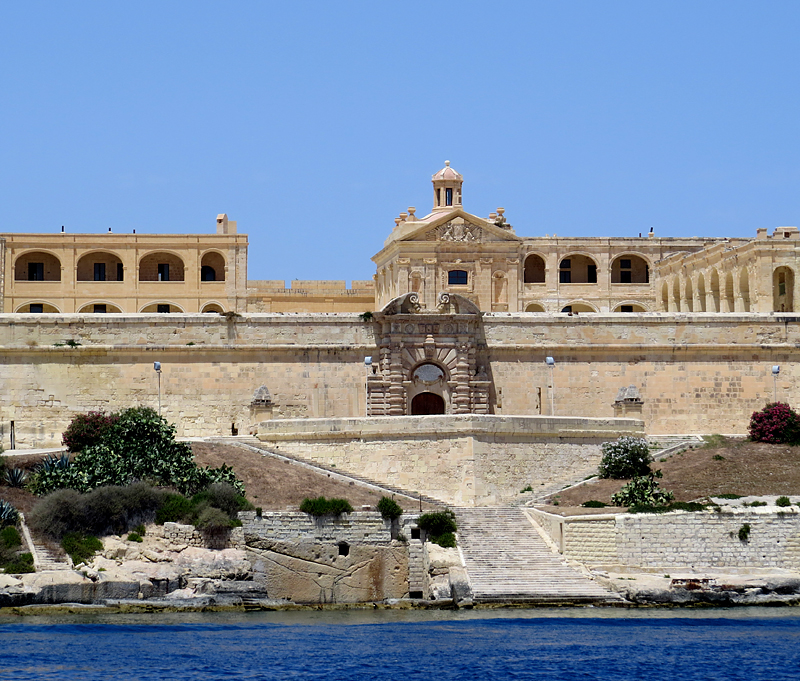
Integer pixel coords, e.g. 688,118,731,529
18,513,72,572
407,539,425,598
455,507,621,603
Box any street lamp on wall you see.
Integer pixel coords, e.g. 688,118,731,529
364,356,372,417
772,365,780,404
545,356,555,416
154,361,162,416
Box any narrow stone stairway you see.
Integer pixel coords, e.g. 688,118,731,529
19,517,71,571
455,507,621,603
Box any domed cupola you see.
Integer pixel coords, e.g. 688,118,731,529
432,160,463,212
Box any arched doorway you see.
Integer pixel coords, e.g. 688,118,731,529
411,393,445,415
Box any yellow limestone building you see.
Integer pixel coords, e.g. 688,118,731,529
0,163,799,450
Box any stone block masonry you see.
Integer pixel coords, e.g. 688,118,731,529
531,507,800,570
240,511,396,544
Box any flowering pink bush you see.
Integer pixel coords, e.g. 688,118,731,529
748,402,800,445
62,411,119,453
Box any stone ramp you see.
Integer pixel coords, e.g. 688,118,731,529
455,507,621,603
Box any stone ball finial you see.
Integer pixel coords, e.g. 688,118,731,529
497,207,505,215
408,206,416,217
394,217,402,227
445,160,450,167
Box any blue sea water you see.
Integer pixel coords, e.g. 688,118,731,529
0,607,799,680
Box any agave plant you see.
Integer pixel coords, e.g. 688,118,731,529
3,468,28,488
0,499,19,527
38,453,71,473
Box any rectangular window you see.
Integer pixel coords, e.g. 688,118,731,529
779,282,786,296
448,270,468,285
157,263,170,281
445,188,453,206
620,271,632,284
587,265,597,283
94,262,106,281
157,304,170,313
620,259,631,269
117,263,124,282
29,303,43,313
559,270,571,284
28,262,44,281
621,305,634,313
93,304,107,313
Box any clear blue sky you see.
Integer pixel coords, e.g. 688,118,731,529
2,1,799,283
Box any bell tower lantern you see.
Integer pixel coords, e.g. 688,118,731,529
432,161,463,212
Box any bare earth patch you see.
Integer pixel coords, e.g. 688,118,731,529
549,439,800,512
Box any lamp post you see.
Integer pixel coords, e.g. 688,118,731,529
546,356,555,416
154,361,162,416
364,356,372,417
772,365,780,404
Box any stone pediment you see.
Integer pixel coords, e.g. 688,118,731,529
390,209,521,246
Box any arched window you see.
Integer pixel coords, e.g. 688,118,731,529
525,303,545,312
14,252,61,281
614,303,647,312
16,302,60,313
202,303,224,313
559,255,597,284
561,302,597,313
448,270,468,285
773,267,794,312
140,302,184,313
696,274,707,312
523,254,546,283
77,252,124,281
611,255,649,284
201,252,226,282
709,270,721,312
739,269,751,312
139,253,185,282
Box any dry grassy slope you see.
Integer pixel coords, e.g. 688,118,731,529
551,439,800,507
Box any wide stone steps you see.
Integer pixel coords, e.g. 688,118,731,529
455,507,620,603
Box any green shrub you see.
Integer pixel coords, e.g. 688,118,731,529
431,531,456,548
0,499,19,527
126,532,143,542
520,485,534,493
4,553,34,574
0,526,22,549
3,468,28,488
748,402,800,445
738,523,751,542
712,454,726,461
300,497,353,517
62,411,119,453
582,500,608,508
133,524,146,535
612,471,675,507
155,493,193,525
36,407,245,497
61,532,103,565
29,484,168,540
745,500,768,507
716,493,742,499
598,437,652,479
377,496,403,521
776,496,792,507
418,509,458,546
195,506,235,532
191,483,253,520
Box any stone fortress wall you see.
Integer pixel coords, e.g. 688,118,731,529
0,312,797,451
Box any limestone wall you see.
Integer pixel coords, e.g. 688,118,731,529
255,415,641,506
1,312,798,448
531,508,800,569
239,511,394,544
161,522,245,550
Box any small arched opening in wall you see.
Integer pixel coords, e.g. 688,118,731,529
78,302,122,313
724,272,736,312
696,273,707,312
139,252,185,282
739,269,751,312
559,253,597,284
140,302,185,313
523,253,546,283
492,272,507,309
15,301,61,313
525,302,546,312
201,251,226,282
201,302,224,313
610,254,650,284
560,301,597,313
613,302,648,312
661,281,670,311
77,251,124,282
14,251,62,281
408,362,449,415
773,266,795,312
684,277,694,312
709,269,721,312
671,276,682,312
